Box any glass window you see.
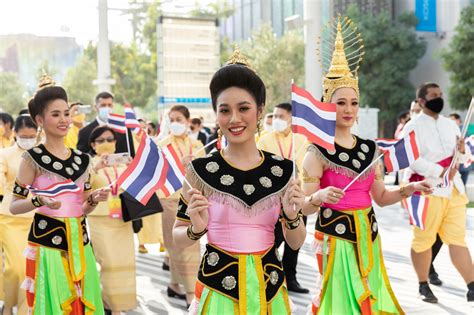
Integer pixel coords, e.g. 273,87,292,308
272,0,283,36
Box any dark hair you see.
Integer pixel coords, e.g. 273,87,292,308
14,113,37,133
147,121,156,129
417,82,440,100
28,86,68,125
70,101,83,108
88,126,116,155
18,109,29,116
95,91,114,104
191,118,202,125
169,105,190,119
138,118,145,123
0,112,14,128
449,113,461,120
398,111,410,122
209,64,266,112
275,102,292,113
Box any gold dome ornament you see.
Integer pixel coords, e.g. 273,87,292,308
226,45,255,72
37,71,56,90
317,16,365,103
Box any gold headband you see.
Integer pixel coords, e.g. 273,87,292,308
317,16,365,102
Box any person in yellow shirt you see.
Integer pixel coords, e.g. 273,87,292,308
257,102,310,294
87,126,136,315
157,105,204,307
0,113,37,315
64,102,86,149
0,113,14,149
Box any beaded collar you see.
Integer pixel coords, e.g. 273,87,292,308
23,144,90,182
188,150,293,215
308,136,377,180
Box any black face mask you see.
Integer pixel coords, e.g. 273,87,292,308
425,97,444,114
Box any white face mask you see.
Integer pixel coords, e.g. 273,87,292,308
169,122,187,136
264,124,273,132
17,137,36,150
272,118,288,133
98,107,111,122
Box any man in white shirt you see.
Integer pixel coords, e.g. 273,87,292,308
402,83,474,303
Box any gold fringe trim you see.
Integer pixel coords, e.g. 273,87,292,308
307,144,377,181
22,151,91,185
187,163,290,217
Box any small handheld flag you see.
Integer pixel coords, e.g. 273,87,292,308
28,179,80,198
161,144,186,197
117,136,169,205
124,103,144,136
375,138,400,151
107,114,127,134
463,136,474,168
291,84,336,151
382,131,420,173
401,194,429,230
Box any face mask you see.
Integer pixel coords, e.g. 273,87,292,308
72,113,86,124
17,137,36,150
264,124,273,132
425,97,444,114
98,107,111,122
95,142,116,155
272,118,288,133
0,125,5,137
169,122,187,136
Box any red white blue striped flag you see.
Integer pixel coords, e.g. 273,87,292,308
116,135,169,205
124,103,144,136
463,136,474,167
28,179,80,198
107,113,127,134
382,131,420,173
161,144,186,197
376,138,400,151
401,194,429,230
291,84,336,151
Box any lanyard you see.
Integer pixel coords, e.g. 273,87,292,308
276,134,292,159
103,166,118,196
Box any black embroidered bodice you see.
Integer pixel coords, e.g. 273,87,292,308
25,144,91,182
188,150,294,208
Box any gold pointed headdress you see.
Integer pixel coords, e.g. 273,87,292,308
226,45,255,72
318,16,365,102
37,71,56,90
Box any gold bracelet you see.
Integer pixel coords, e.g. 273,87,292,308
309,194,322,207
187,225,207,240
284,211,303,230
400,185,412,198
87,194,98,207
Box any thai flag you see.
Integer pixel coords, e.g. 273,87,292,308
401,194,429,230
28,179,80,198
124,103,143,136
291,84,336,151
463,136,474,167
161,144,186,197
383,131,420,173
117,135,169,205
376,138,400,151
108,113,127,134
216,135,228,150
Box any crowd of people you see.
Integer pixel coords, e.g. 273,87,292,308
0,16,473,315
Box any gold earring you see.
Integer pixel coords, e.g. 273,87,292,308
257,118,262,137
356,117,359,124
35,126,43,144
217,127,223,149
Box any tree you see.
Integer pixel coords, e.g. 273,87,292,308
0,72,27,114
242,24,304,112
346,6,426,136
190,0,235,19
441,4,474,110
63,53,97,104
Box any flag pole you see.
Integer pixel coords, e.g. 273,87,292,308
291,79,297,212
193,138,218,155
449,97,474,169
343,154,384,192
